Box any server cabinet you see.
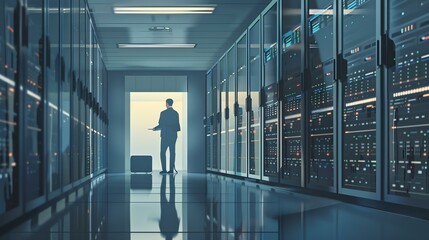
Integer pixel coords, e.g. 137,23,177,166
339,0,380,199
261,0,280,182
85,12,91,177
236,33,248,177
47,0,61,196
0,0,21,221
219,57,228,173
212,64,220,172
79,0,86,180
206,71,212,170
227,46,237,175
60,0,72,189
248,18,262,180
71,0,80,183
307,0,336,191
280,0,304,187
24,0,46,207
386,0,429,207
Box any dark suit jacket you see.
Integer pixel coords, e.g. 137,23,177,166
154,108,181,139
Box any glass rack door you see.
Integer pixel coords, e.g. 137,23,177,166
24,0,45,201
341,0,378,195
237,34,248,177
307,0,335,190
280,0,303,186
0,0,20,214
248,19,262,179
262,2,279,182
227,46,236,175
387,0,429,203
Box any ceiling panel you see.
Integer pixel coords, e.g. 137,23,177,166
87,0,271,71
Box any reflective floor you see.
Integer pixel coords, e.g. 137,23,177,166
1,173,429,240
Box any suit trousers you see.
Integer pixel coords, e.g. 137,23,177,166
160,136,177,171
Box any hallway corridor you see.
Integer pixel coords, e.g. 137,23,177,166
1,173,428,240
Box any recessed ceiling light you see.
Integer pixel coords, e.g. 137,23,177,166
118,43,197,49
113,6,215,14
149,26,172,32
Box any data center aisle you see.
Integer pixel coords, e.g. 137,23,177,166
1,173,429,240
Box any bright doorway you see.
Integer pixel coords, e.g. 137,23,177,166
129,92,188,171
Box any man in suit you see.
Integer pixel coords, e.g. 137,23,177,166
151,99,181,174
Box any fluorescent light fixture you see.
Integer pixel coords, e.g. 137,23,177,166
149,26,172,32
113,6,215,14
118,43,197,49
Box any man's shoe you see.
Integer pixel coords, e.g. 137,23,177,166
159,171,167,174
167,170,174,174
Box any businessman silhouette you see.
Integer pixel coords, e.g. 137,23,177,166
151,99,181,174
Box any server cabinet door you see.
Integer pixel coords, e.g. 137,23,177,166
206,71,212,171
212,64,220,172
280,0,304,187
307,0,336,191
248,18,262,180
227,46,237,175
0,0,20,218
219,57,228,173
24,0,46,204
387,0,429,207
262,1,279,182
60,0,72,188
237,33,248,177
71,0,80,182
340,0,379,199
47,0,61,195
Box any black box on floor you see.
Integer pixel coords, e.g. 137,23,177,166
131,155,152,173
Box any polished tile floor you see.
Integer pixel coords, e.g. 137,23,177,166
1,172,429,240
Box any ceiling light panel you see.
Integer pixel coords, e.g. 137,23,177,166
113,6,215,14
118,43,197,49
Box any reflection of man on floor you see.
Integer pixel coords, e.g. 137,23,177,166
150,98,181,174
159,174,180,240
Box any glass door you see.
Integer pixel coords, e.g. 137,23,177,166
237,33,248,177
248,18,262,180
262,1,279,182
387,0,429,206
0,0,20,215
24,0,45,203
340,0,379,198
227,46,236,175
307,0,335,190
212,64,219,172
280,0,304,187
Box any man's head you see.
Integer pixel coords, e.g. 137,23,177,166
166,98,174,108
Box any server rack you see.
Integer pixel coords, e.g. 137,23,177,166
384,0,429,208
306,0,337,192
0,0,108,227
219,56,228,173
0,0,22,223
61,0,72,192
227,45,237,175
248,17,263,180
24,0,47,210
236,31,248,177
279,0,305,187
205,71,212,171
261,0,280,182
204,0,429,211
211,63,220,172
338,0,381,199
